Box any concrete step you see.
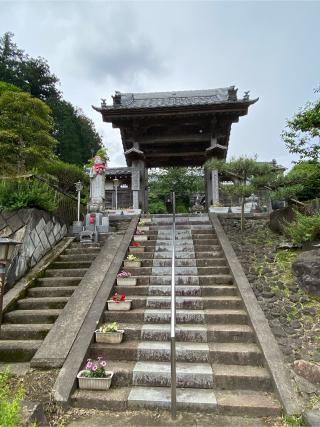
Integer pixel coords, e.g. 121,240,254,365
216,390,281,416
132,361,213,388
104,308,145,324
209,342,263,365
4,309,61,324
70,242,100,249
36,277,81,287
137,341,209,363
17,297,69,310
141,324,207,342
58,254,97,262
0,323,51,340
132,275,233,286
207,324,255,343
45,268,87,277
149,285,202,296
194,245,221,251
51,261,92,269
64,248,100,255
144,309,205,324
71,387,131,411
195,251,224,258
128,386,217,412
205,309,248,324
213,364,272,391
197,267,230,275
0,340,42,362
142,259,227,267
27,286,77,297
144,296,242,310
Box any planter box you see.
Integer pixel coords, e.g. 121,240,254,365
137,226,150,232
107,300,132,311
231,206,251,214
77,370,113,390
129,246,144,254
134,235,148,242
142,218,152,224
95,330,124,344
209,207,229,214
124,260,141,268
117,277,137,286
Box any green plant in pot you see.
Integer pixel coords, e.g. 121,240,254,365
95,322,124,344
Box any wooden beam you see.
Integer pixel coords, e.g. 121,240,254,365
138,134,211,144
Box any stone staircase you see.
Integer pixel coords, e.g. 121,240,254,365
72,215,282,416
0,239,105,362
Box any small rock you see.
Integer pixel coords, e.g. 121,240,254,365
293,373,319,394
276,242,302,250
302,307,316,316
291,320,301,329
271,325,286,337
293,359,320,384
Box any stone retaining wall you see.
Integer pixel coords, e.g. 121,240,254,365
0,209,67,289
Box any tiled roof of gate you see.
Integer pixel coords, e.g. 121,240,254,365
98,86,253,110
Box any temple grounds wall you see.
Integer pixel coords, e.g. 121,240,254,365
0,209,67,289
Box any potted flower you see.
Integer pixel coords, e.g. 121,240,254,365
95,322,124,344
137,219,149,232
129,241,144,254
77,357,113,390
134,230,148,242
107,292,132,311
124,254,141,268
117,270,136,286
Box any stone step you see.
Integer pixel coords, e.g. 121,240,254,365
17,297,69,310
71,387,131,411
197,267,230,275
91,341,210,363
144,309,205,324
133,275,233,286
194,245,221,251
0,323,52,340
58,254,97,262
0,340,42,362
45,268,87,277
142,259,227,267
115,285,201,297
128,386,217,412
216,390,281,416
51,261,92,269
70,242,100,249
209,342,263,365
132,361,213,388
4,309,61,324
213,364,272,391
207,324,255,343
205,309,248,324
27,286,77,298
36,277,81,287
141,324,207,342
64,248,100,255
144,296,242,310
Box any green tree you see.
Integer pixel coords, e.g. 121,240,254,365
148,167,204,213
206,157,275,230
286,161,320,201
0,86,57,174
282,90,320,160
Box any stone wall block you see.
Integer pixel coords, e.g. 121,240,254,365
7,214,24,233
47,231,55,247
53,222,61,237
35,218,46,235
45,220,54,236
39,229,50,251
0,225,13,237
30,229,41,248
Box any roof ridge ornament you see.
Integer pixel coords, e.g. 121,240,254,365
243,91,250,101
227,86,238,102
113,91,122,107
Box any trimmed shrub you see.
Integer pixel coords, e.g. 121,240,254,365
0,179,57,212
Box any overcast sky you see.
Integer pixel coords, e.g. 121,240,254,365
1,0,319,169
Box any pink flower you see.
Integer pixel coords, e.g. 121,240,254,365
92,364,97,371
86,361,93,369
100,361,107,367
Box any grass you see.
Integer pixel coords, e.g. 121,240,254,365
283,415,305,427
0,368,25,427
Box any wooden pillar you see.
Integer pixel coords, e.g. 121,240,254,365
131,159,147,212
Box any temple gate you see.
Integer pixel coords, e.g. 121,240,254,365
93,87,257,212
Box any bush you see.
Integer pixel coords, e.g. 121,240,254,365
284,210,320,244
45,159,89,194
0,179,57,212
148,200,167,214
0,368,25,427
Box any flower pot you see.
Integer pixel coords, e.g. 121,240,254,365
107,300,132,311
129,246,144,254
117,277,137,286
95,330,124,344
124,260,141,268
134,235,148,242
77,370,113,390
137,226,149,232
231,206,251,213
